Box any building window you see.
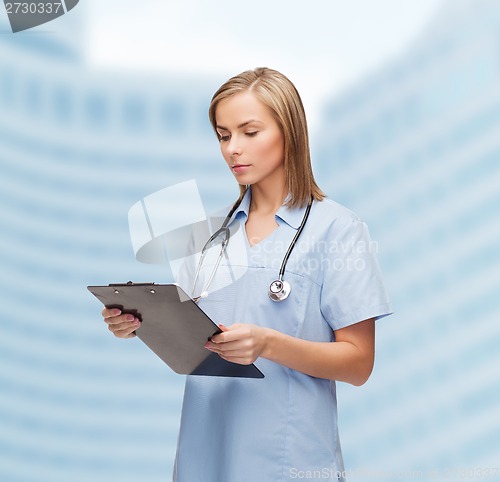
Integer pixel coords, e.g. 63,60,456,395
0,69,15,109
401,94,421,130
334,136,353,164
52,85,73,125
85,92,108,129
122,96,147,133
356,123,376,155
161,100,185,135
378,108,398,144
24,76,42,117
197,104,214,138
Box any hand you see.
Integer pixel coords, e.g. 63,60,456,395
204,323,270,365
102,307,141,339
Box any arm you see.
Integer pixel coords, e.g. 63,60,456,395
206,318,375,386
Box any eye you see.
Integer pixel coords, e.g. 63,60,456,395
219,134,231,142
245,131,258,137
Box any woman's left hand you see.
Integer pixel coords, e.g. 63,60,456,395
205,324,270,365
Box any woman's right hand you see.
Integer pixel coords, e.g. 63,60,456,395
102,308,141,339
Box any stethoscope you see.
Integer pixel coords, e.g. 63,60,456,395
191,195,313,302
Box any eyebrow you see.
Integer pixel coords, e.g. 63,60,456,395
216,120,262,131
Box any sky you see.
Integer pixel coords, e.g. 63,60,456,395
85,0,445,129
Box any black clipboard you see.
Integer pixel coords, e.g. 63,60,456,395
87,282,264,378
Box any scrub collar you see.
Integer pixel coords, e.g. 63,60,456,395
225,188,310,230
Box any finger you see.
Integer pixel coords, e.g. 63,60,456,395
206,340,246,353
108,319,141,334
102,307,121,319
216,346,251,356
211,324,250,343
210,324,229,343
113,327,138,339
105,313,137,326
110,323,139,338
211,329,243,344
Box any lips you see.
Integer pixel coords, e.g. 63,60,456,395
231,164,251,173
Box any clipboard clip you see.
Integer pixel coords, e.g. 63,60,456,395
109,281,156,286
109,281,158,295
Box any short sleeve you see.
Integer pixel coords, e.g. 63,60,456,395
320,216,393,331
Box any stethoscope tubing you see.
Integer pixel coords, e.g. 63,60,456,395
191,193,313,302
277,200,312,281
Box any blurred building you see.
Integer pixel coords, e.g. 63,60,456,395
1,1,500,481
0,10,232,482
314,0,500,478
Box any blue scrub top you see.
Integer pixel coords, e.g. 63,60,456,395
173,189,392,482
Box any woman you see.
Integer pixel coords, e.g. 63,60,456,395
103,67,392,481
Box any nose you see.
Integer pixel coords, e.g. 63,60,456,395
227,136,242,156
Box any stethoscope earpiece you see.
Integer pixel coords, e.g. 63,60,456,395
268,279,291,302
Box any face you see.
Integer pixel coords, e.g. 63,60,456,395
215,91,285,188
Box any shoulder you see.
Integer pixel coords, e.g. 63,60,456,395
313,197,360,219
311,197,365,234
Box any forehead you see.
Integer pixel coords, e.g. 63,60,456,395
215,91,274,127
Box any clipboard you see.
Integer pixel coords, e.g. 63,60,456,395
87,282,264,378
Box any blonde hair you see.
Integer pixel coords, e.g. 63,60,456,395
208,67,325,208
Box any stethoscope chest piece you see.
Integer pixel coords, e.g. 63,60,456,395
268,279,291,302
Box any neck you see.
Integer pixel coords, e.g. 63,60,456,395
249,176,287,215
